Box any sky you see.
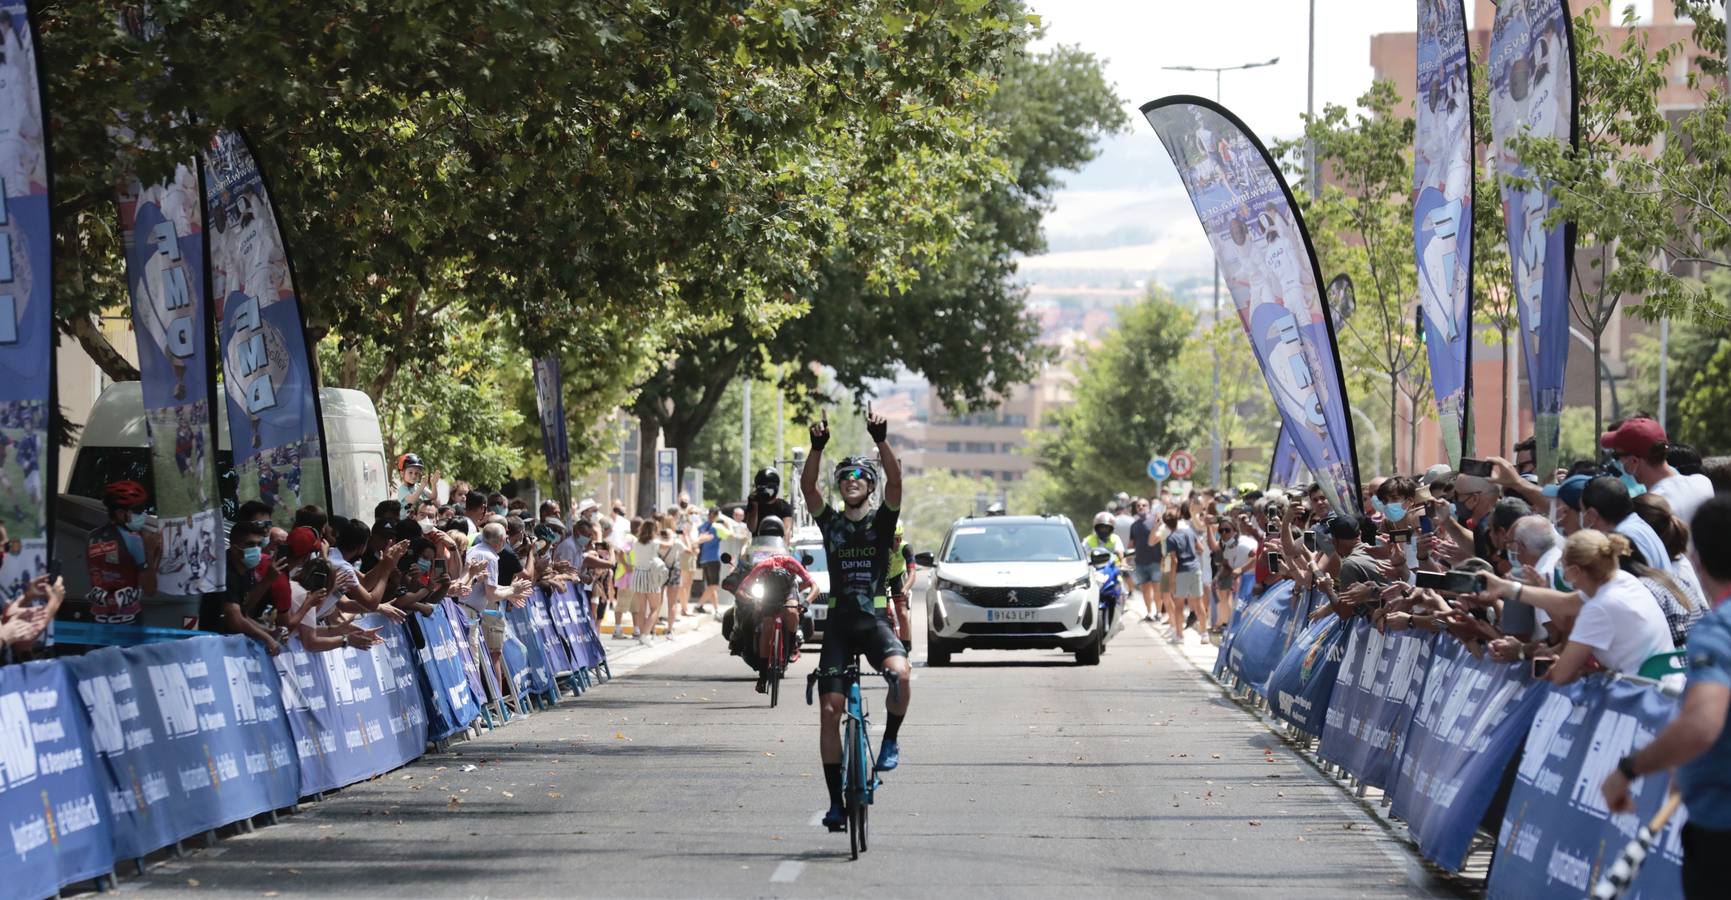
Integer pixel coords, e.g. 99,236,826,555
1020,0,1522,285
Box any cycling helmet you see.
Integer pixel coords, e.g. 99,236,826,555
397,452,424,473
1093,511,1113,527
834,457,877,485
104,480,150,511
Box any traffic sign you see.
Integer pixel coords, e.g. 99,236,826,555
1147,458,1170,481
1168,450,1196,479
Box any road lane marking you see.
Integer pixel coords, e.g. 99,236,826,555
770,861,805,883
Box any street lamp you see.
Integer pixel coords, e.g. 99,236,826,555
1161,56,1280,490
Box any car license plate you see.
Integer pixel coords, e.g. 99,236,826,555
811,605,827,620
986,609,1038,622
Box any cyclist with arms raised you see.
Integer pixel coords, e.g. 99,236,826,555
802,410,910,832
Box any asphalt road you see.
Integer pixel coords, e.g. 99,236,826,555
124,608,1470,899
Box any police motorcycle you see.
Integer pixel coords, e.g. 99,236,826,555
1093,550,1126,654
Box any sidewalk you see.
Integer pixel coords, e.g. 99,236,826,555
596,601,729,673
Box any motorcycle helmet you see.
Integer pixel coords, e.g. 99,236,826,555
104,480,150,511
397,452,424,474
1093,511,1113,527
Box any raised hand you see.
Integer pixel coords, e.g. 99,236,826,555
866,411,888,444
809,412,830,451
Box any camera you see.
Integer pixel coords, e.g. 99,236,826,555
296,556,332,592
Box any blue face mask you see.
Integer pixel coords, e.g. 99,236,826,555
416,558,432,573
491,505,508,517
1370,497,1388,517
1384,502,1408,523
1607,461,1646,497
126,512,148,532
241,546,263,568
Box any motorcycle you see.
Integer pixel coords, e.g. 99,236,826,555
1096,556,1125,653
723,561,805,706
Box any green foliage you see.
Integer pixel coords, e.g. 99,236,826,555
899,469,1002,554
1281,81,1424,475
1624,274,1731,455
629,35,1125,510
1033,290,1199,524
1173,317,1279,487
319,314,526,487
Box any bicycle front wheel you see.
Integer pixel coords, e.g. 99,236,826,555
768,668,780,707
857,796,869,852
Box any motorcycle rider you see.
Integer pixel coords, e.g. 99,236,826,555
725,517,818,692
744,466,797,533
1084,511,1128,634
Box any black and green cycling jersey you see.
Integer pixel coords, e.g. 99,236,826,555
815,501,900,616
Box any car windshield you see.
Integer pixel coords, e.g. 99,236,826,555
794,545,827,572
942,524,1080,563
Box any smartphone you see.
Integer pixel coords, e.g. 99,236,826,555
433,559,447,576
1459,457,1493,477
1264,550,1283,571
1415,570,1486,594
302,570,329,592
1531,657,1554,679
1419,515,1435,535
1360,518,1380,546
1266,521,1279,535
1302,532,1317,552
47,559,61,580
1388,528,1413,544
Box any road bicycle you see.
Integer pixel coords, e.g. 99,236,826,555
807,656,900,859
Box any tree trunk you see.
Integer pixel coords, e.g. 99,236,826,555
1592,326,1604,441
1389,388,1399,475
69,314,141,382
634,413,660,518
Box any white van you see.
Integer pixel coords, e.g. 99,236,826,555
57,382,390,625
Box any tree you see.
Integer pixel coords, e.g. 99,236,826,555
1285,81,1423,475
629,37,1125,512
1623,273,1731,455
1174,318,1279,488
1033,291,1199,524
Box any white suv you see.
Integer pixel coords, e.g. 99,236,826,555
919,515,1108,666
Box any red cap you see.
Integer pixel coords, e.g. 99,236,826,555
1599,417,1667,456
286,526,322,557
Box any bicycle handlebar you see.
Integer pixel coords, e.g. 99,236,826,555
805,665,901,706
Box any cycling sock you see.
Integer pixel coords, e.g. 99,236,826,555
883,712,905,744
823,763,844,807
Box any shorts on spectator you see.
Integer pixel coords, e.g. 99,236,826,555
478,612,506,651
1133,561,1161,585
703,560,722,585
1173,571,1204,599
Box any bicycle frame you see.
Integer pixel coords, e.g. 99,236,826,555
807,657,900,857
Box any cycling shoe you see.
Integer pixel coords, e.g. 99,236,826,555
822,803,845,831
876,739,900,772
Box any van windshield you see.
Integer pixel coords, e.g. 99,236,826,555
66,446,238,521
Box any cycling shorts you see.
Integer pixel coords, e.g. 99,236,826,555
817,607,905,696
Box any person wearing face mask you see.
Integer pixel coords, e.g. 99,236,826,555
1602,416,1715,527
198,520,282,654
86,481,161,625
1577,475,1674,575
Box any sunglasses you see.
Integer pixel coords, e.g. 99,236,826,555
836,468,869,482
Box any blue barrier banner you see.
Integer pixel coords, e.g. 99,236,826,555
1390,638,1548,871
443,600,493,705
1265,614,1351,736
411,607,479,742
0,0,54,600
0,659,115,899
65,636,298,862
504,603,553,698
1226,581,1302,693
271,616,427,795
529,588,575,676
548,585,605,670
1318,622,1435,791
1489,678,1684,900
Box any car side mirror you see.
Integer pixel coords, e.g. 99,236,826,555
914,551,936,567
1088,548,1112,567
800,553,815,566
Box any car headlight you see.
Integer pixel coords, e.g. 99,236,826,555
1062,575,1091,594
934,577,963,593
